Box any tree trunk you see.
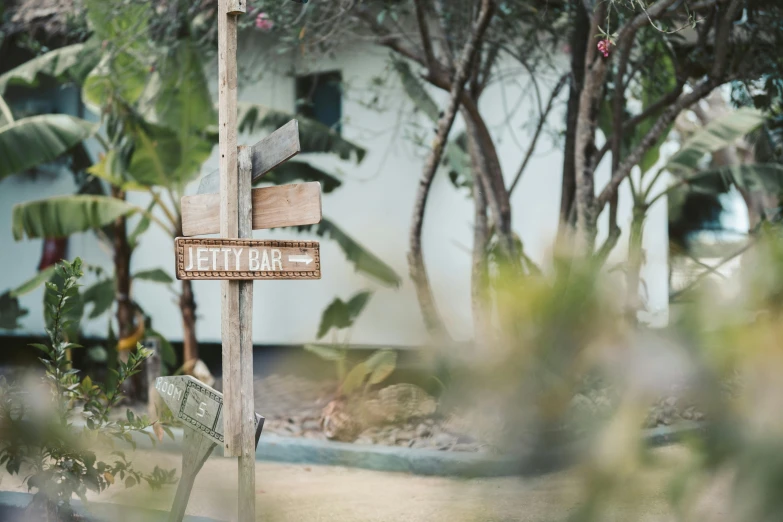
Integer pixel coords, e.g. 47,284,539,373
625,204,646,320
573,3,608,253
180,278,199,365
111,186,137,399
460,104,515,258
408,0,494,341
559,0,589,230
463,110,491,346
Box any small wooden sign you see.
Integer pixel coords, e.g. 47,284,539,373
196,119,301,195
155,375,265,448
181,182,322,237
174,238,321,280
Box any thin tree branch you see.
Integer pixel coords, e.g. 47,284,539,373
669,240,752,301
596,0,742,212
509,73,568,194
596,80,685,166
413,0,438,72
432,0,455,67
408,0,495,339
597,78,717,211
475,41,500,96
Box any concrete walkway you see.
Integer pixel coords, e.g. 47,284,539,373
0,445,722,522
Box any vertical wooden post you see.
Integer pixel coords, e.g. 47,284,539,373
167,429,217,522
218,0,242,458
237,146,255,521
143,337,162,420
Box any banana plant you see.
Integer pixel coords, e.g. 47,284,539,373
0,90,97,330
626,107,783,311
3,0,400,370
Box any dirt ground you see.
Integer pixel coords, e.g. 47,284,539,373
0,444,731,522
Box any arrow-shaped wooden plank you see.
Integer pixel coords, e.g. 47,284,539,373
155,375,265,448
196,119,300,195
181,181,321,237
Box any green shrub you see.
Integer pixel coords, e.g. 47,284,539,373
0,258,176,521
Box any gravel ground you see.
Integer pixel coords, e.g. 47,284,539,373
114,372,710,454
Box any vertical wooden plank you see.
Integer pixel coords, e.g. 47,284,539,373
143,337,162,421
237,146,256,522
218,0,241,458
167,429,217,522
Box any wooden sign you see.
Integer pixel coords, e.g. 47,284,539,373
155,375,265,448
196,119,301,195
181,182,322,237
174,238,320,280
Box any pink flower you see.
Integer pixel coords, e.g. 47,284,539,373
255,12,274,31
597,39,611,58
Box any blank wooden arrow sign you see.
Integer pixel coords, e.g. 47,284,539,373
180,182,321,237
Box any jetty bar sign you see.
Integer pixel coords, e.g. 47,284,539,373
174,238,320,280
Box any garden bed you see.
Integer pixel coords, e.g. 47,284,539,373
186,374,705,454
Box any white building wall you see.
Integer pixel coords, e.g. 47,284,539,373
0,34,670,345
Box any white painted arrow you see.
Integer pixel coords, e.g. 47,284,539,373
288,254,313,265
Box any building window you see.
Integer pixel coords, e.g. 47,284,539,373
295,71,342,133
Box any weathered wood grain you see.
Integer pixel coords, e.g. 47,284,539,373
250,120,300,184
174,238,321,280
181,182,321,237
218,0,241,459
167,427,217,522
196,120,301,195
237,146,256,519
226,0,246,14
155,376,265,448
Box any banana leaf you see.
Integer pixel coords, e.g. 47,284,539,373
0,115,97,180
0,43,99,95
316,290,373,339
258,160,342,193
0,292,28,330
295,218,401,288
83,278,115,319
237,103,366,162
393,59,439,123
12,195,140,241
666,108,766,175
10,266,57,297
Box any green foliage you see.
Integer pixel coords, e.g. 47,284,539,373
340,350,397,395
392,59,439,123
0,43,100,95
12,195,140,241
663,108,777,225
0,259,176,520
82,278,115,319
0,115,97,180
667,108,766,175
146,328,177,369
261,161,343,194
10,266,57,297
238,102,366,161
316,290,373,339
297,219,401,288
306,344,398,396
0,291,28,330
132,268,174,284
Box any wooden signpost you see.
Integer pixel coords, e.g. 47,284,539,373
163,1,319,520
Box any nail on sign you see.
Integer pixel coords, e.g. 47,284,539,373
155,375,265,448
174,237,320,280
